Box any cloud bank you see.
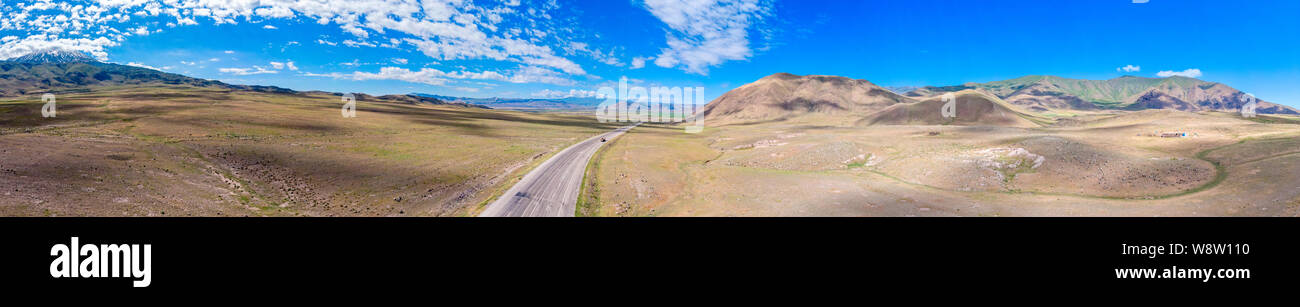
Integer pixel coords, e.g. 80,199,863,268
1157,68,1202,78
644,0,773,75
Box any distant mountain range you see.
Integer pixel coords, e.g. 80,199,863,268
0,48,486,108
698,73,1046,127
884,86,921,95
703,73,1299,127
412,93,604,111
903,75,1298,115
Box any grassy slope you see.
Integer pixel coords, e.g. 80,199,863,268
978,75,1172,105
961,75,1242,111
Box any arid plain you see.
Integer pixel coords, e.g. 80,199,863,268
582,74,1300,217
585,114,1300,216
1,85,617,216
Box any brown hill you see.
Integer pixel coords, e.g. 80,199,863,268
860,90,1044,127
700,73,912,125
1001,80,1098,112
1124,81,1295,114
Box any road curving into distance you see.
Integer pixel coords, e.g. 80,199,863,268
479,124,638,217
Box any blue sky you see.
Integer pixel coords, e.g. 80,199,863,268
2,0,1298,107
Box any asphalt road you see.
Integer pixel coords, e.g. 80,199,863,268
479,124,637,217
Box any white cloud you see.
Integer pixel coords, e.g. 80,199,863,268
0,34,119,61
630,56,650,69
254,7,295,19
564,41,623,67
125,62,162,70
307,67,453,86
532,89,602,99
342,39,377,48
220,66,278,75
644,0,773,75
270,61,299,71
308,65,575,86
224,50,235,54
208,58,220,62
403,37,586,75
1,0,592,85
338,59,366,67
130,26,151,36
505,66,578,85
1117,65,1140,73
391,58,408,65
1157,68,1202,78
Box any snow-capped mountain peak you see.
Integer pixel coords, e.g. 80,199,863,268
7,48,98,64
